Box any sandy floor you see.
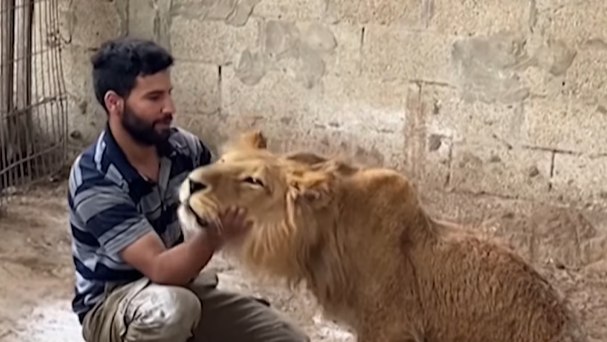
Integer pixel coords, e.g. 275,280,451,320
0,181,606,341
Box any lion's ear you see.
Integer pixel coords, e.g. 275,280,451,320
313,159,358,176
285,152,358,176
287,170,333,207
221,129,268,154
239,129,267,150
285,151,329,166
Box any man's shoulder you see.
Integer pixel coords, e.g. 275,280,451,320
69,142,101,184
168,126,214,164
169,126,197,140
67,139,125,198
169,126,203,150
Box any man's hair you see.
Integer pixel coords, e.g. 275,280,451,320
90,37,174,112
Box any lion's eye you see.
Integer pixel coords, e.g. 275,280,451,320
242,176,264,187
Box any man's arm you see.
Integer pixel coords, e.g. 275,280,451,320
73,181,219,286
122,206,250,285
121,228,220,286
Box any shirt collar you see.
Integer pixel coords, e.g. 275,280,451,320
101,124,177,184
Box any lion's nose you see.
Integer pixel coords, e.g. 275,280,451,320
189,179,208,194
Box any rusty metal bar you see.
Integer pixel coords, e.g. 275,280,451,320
13,0,35,184
0,0,68,211
1,0,16,193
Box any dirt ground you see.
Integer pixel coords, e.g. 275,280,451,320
0,181,353,342
0,181,606,341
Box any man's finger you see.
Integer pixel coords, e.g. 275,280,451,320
224,206,237,219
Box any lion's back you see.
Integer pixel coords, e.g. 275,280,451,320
415,232,587,342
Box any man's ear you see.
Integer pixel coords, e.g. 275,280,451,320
104,90,123,115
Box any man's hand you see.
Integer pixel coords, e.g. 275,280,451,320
207,206,253,249
119,206,251,286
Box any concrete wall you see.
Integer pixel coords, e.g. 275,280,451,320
129,0,607,308
57,2,607,248
58,0,128,148
115,0,607,210
60,2,607,232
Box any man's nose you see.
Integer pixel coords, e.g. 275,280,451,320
163,95,176,115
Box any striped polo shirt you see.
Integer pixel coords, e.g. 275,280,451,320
67,125,212,323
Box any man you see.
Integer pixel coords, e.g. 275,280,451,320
67,37,309,342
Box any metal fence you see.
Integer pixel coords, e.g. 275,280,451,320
0,0,68,211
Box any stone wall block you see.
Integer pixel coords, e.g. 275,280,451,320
362,25,456,83
449,143,552,200
170,16,259,65
428,0,530,36
552,154,607,209
172,61,221,115
522,97,607,155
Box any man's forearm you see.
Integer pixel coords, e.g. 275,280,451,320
151,230,220,285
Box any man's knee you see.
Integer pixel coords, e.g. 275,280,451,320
192,287,310,342
124,284,202,340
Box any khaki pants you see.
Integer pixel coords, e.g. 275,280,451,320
81,271,309,342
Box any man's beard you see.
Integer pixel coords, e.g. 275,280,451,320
121,106,172,146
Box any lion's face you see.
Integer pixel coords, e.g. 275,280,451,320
177,147,291,231
177,130,342,279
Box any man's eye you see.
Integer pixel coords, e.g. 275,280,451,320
146,92,165,101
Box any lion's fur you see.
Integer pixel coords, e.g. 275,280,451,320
178,130,587,342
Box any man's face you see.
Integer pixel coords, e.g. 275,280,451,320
119,70,175,146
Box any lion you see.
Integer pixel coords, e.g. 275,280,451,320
177,130,588,342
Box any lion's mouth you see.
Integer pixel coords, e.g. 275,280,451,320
186,202,210,228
